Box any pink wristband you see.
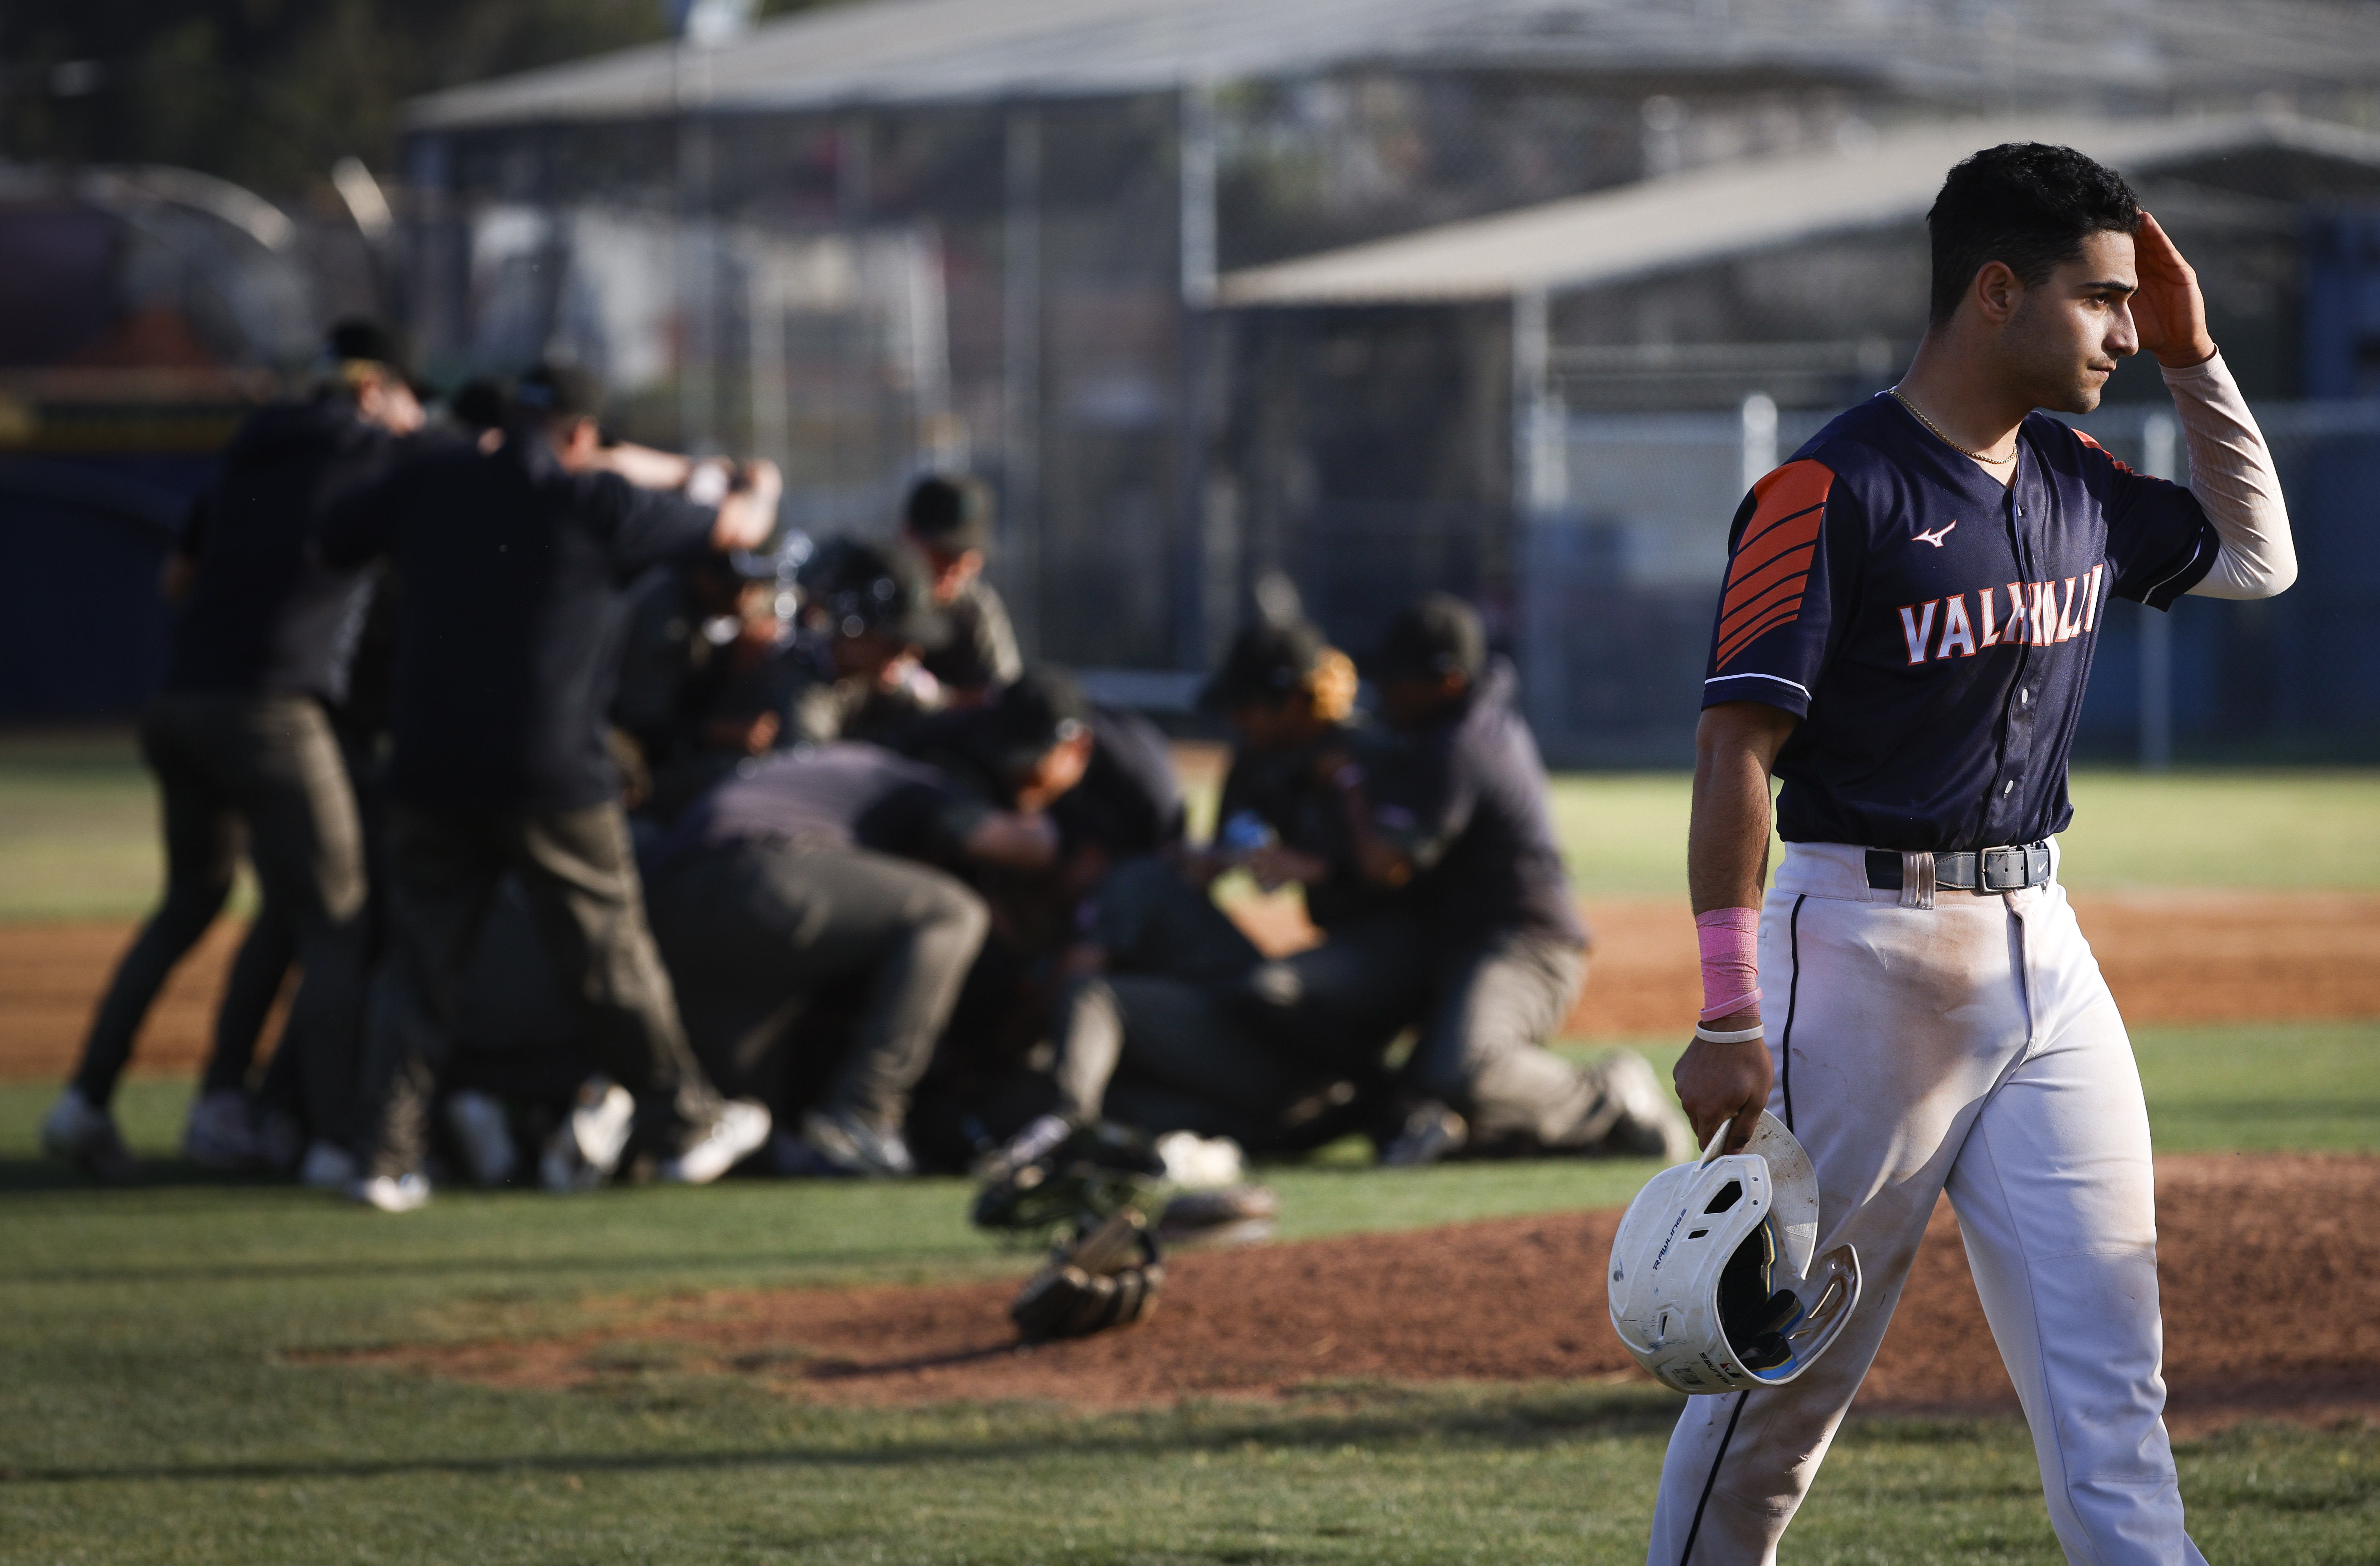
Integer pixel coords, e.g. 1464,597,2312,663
1695,907,1761,1022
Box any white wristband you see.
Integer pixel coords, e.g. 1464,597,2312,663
1693,1024,1766,1045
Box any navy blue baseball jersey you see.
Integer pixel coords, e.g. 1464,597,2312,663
1703,394,2220,852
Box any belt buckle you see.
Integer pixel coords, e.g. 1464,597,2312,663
1978,844,2041,893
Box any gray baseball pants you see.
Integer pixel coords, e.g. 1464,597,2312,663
358,801,721,1177
647,837,989,1131
72,691,367,1142
1409,926,1597,1149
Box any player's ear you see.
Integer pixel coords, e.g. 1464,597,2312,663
1973,260,2021,326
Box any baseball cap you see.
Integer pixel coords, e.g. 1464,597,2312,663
1367,593,1486,683
326,318,409,371
448,375,511,431
981,667,1090,772
798,536,946,645
902,475,993,552
513,360,605,422
325,317,433,396
1200,618,1328,712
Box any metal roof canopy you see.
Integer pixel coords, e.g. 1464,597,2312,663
405,0,2380,132
1214,113,2380,307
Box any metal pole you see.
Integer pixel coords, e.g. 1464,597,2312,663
2140,412,2177,770
674,44,717,451
1002,105,1043,658
835,112,871,529
1512,287,1567,750
1173,80,1219,672
1741,392,1778,492
747,251,788,473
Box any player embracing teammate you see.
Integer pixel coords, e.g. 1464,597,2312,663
1655,144,2295,1562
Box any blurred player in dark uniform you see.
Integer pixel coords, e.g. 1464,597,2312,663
978,623,1387,1176
1198,619,1429,1082
42,320,421,1185
887,671,1127,1165
647,731,1076,1177
610,543,764,796
1348,595,1694,1165
785,538,947,744
316,361,781,1210
901,475,1020,703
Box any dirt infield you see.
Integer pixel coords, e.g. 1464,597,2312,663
11,891,2372,1082
337,1154,2380,1435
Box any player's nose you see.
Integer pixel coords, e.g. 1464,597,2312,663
2108,300,2140,358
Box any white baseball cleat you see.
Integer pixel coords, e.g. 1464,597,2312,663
1589,1050,1701,1163
659,1099,773,1185
349,1173,430,1213
540,1079,635,1193
792,1106,914,1179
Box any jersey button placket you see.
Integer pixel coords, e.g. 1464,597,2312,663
1992,473,2035,836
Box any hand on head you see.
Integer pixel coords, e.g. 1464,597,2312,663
2127,212,2216,370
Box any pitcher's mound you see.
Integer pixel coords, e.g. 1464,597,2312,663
357,1154,2380,1435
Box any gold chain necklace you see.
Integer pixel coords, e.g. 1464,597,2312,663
1889,387,2017,465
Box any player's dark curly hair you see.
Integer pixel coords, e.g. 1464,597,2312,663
1926,143,2141,324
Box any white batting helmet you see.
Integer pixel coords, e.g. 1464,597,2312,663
1606,1111,1861,1395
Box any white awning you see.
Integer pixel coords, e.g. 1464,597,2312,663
1216,113,2380,307
404,0,2380,131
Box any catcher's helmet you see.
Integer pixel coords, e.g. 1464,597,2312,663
1607,1111,1860,1395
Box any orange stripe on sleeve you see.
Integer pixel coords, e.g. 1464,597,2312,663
1715,602,1803,670
1712,460,1833,671
2072,429,2135,475
1718,544,1816,631
1732,461,1834,562
1727,505,1824,587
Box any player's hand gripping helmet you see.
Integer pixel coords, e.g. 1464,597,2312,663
1607,1111,1861,1395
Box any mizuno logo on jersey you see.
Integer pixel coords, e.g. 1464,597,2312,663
1912,520,1957,547
1896,565,2108,665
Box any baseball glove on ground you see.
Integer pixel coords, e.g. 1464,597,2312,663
972,1121,1166,1236
1009,1208,1165,1340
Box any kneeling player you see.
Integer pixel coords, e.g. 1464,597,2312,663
1337,596,1693,1166
648,699,1082,1176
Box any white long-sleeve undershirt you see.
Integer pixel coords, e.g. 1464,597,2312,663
2163,352,2296,600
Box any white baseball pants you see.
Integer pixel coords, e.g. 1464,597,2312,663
1646,841,2205,1566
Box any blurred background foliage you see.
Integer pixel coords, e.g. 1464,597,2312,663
0,0,844,200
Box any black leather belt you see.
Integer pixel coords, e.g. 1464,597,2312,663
1865,841,2052,894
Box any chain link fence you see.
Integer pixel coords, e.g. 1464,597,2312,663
1518,397,2380,766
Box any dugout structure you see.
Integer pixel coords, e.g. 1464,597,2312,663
400,0,2380,754
1219,114,2380,764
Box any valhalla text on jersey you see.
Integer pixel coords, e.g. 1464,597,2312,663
1896,564,2109,664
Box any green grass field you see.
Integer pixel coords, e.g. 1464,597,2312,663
6,731,2376,920
3,1018,2375,1564
3,734,2375,1561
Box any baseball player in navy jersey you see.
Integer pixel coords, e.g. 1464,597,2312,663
1655,144,2295,1563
